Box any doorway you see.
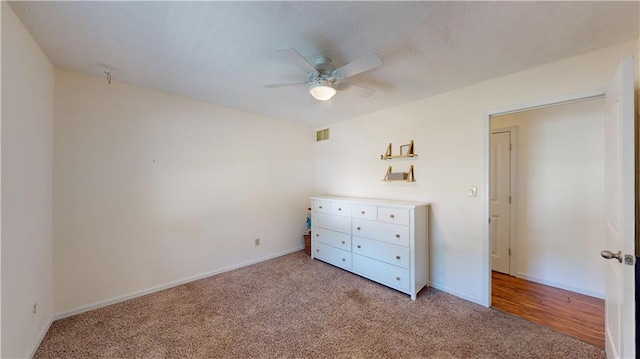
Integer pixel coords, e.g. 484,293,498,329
486,95,607,345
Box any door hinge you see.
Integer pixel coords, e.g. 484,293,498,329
509,196,512,204
509,248,511,256
510,143,512,151
488,217,491,224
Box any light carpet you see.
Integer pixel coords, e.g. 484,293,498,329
35,251,605,358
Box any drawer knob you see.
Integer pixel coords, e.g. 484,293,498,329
357,245,361,249
361,211,366,214
342,258,346,262
396,255,401,260
390,214,395,219
319,206,323,209
357,227,361,231
341,241,345,244
338,207,342,211
395,234,400,239
396,276,401,281
316,233,319,237
316,249,320,252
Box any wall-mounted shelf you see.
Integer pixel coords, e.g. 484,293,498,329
381,140,417,182
381,140,417,160
382,165,415,182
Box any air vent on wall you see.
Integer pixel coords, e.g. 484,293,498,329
316,128,330,141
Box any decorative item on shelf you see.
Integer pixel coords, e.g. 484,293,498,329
382,165,415,182
380,140,417,159
400,143,410,156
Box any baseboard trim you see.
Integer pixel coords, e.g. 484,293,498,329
54,246,304,320
515,272,604,299
429,282,484,306
27,316,53,358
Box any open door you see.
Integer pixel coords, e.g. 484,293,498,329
601,56,635,359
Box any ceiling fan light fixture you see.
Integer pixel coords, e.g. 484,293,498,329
308,81,337,101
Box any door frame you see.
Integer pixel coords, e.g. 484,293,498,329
490,126,518,275
480,89,605,306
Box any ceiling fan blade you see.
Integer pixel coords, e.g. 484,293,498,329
262,81,306,88
333,53,383,80
337,82,375,97
279,48,319,75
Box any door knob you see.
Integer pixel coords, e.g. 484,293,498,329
601,250,622,263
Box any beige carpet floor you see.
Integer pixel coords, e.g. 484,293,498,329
35,251,605,358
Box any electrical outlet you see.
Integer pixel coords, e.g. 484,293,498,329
32,302,38,314
254,238,260,246
468,186,478,197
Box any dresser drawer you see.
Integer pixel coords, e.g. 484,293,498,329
378,207,410,226
331,202,351,216
351,204,377,221
313,241,352,270
352,219,410,247
353,237,410,269
314,213,351,234
312,200,331,214
353,254,410,293
312,227,351,251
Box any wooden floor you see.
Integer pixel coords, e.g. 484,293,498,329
491,271,605,347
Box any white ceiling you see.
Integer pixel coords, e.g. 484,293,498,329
9,1,639,126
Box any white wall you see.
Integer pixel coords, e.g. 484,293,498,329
492,99,606,298
1,2,55,357
315,39,639,304
54,69,315,315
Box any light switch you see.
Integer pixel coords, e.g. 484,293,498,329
468,186,478,197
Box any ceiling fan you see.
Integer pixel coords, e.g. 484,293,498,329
263,48,384,101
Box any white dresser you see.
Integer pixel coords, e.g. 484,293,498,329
310,196,429,300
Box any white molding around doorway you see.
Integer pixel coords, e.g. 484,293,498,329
480,89,605,307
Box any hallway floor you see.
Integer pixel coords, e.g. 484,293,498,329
491,271,604,347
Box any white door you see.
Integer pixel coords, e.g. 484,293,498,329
490,131,511,274
602,56,635,359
